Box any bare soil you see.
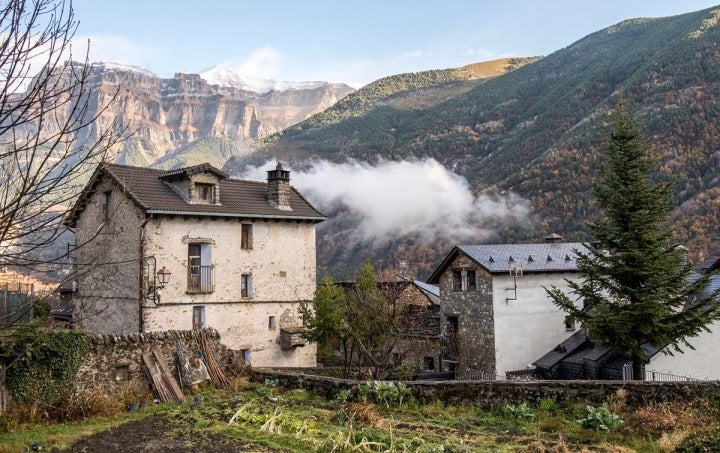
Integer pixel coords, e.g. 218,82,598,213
53,414,278,453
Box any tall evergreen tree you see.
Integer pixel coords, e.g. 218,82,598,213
546,102,720,380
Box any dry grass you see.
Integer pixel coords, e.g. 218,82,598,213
346,402,384,428
659,430,691,453
633,399,713,434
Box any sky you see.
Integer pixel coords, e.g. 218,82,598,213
70,0,720,88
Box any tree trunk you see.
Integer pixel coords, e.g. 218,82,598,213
631,352,644,380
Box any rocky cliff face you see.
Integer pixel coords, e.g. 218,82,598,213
73,63,355,168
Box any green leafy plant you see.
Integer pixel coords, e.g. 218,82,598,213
504,403,535,428
0,328,88,410
577,405,624,431
355,381,411,408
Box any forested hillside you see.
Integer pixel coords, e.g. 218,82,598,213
227,6,720,279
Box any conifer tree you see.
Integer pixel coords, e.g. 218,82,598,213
546,102,720,380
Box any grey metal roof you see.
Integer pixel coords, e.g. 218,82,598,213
706,275,720,296
413,280,440,304
66,163,326,227
457,242,587,274
534,329,589,369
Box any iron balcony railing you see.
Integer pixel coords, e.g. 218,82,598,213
187,265,214,294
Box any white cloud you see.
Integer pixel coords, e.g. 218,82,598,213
234,47,284,80
238,158,529,244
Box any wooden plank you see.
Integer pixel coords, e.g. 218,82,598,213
152,347,185,401
143,352,172,402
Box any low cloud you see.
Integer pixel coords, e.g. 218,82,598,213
238,158,529,245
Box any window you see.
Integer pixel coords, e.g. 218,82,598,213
241,349,251,366
268,316,276,330
565,317,576,331
195,183,214,202
193,306,205,330
452,270,462,290
241,273,253,298
241,224,253,250
102,191,111,221
466,270,477,290
114,365,129,382
188,243,213,293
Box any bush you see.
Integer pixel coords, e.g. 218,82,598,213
1,328,88,410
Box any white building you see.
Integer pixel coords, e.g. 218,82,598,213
645,274,720,380
426,236,585,376
65,162,325,367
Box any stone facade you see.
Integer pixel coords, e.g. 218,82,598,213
142,216,317,367
437,254,495,372
73,175,146,334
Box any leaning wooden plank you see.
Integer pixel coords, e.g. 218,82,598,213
142,352,170,402
152,347,185,401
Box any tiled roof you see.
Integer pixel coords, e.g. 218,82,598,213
457,243,586,273
66,163,326,227
427,241,586,283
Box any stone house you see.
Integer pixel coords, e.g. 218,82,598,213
65,162,325,367
328,279,441,375
426,236,585,377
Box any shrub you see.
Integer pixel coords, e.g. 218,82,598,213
1,328,88,409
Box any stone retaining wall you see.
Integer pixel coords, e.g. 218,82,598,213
254,369,720,408
73,328,234,399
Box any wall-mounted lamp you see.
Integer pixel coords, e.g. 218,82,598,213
144,256,171,304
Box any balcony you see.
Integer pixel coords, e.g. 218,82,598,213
187,265,214,294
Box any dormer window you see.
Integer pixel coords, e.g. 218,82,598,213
195,183,214,203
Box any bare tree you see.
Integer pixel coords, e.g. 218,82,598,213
0,0,124,276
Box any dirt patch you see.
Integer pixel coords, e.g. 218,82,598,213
53,414,278,452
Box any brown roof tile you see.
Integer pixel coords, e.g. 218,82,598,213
66,163,326,227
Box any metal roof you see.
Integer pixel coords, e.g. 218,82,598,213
413,280,440,304
457,242,586,273
66,162,326,227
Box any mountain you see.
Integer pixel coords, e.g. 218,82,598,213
69,62,355,169
226,6,720,279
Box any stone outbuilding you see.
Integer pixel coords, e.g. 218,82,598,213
65,162,325,367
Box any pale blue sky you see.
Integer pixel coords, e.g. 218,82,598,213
71,1,720,87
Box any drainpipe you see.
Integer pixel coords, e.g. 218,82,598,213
139,214,151,332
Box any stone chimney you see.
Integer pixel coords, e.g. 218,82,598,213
267,162,291,210
544,233,563,243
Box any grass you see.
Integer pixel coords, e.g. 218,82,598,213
1,380,719,452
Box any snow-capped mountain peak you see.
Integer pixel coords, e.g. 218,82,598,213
199,65,326,93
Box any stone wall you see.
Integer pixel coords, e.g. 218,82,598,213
72,328,234,399
253,369,720,408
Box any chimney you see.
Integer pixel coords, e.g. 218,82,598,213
544,233,563,243
267,162,291,210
